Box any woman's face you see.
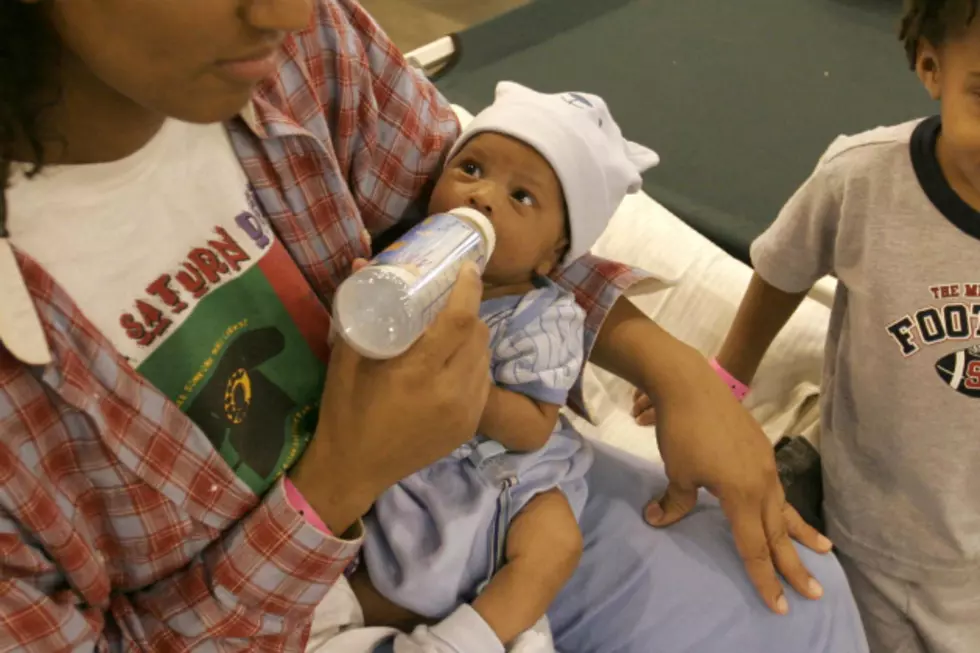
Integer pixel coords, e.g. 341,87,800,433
37,0,313,123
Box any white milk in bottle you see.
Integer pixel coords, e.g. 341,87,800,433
332,207,495,359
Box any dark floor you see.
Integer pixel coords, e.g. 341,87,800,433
359,0,528,51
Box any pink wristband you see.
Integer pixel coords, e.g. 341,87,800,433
709,358,750,402
283,477,332,535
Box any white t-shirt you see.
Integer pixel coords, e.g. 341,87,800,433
7,120,332,496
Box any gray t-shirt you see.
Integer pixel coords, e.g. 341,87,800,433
752,117,980,582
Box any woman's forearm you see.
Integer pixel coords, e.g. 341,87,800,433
590,297,710,405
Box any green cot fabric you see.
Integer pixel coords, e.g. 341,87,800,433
436,0,936,261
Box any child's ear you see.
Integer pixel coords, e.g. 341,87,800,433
916,40,943,100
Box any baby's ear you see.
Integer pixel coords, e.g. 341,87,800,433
538,235,569,276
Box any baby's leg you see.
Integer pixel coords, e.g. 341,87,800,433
473,489,583,646
349,564,434,632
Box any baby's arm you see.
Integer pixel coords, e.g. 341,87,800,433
483,293,585,451
479,388,560,452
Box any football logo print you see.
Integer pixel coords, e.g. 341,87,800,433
935,344,980,398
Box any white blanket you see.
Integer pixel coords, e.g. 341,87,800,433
304,104,834,652
570,189,834,459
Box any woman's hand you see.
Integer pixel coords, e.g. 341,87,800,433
290,262,491,534
590,298,831,614
649,384,831,614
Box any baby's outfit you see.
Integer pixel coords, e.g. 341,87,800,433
363,281,591,619
752,117,980,653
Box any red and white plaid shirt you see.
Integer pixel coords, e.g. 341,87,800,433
0,1,643,651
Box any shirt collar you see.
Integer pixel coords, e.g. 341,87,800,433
238,100,267,139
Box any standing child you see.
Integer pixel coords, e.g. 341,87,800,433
649,2,980,651
356,82,658,653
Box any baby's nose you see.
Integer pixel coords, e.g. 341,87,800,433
466,195,493,217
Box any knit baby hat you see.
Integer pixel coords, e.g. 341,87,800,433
447,82,659,266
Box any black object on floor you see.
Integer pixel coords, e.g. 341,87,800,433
774,435,825,535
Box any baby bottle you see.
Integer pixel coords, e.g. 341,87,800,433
332,207,496,359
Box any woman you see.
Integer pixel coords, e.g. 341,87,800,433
0,1,866,651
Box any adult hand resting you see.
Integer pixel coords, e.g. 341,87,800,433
648,382,832,615
590,299,832,615
290,261,491,534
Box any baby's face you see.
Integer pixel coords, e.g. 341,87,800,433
429,133,567,287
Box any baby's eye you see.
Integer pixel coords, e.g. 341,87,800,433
513,190,535,207
460,161,482,177
512,189,535,207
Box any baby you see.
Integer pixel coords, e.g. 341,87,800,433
356,82,658,652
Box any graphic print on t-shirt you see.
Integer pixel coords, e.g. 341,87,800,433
120,189,331,494
885,282,980,398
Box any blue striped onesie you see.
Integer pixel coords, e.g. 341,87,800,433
363,278,593,619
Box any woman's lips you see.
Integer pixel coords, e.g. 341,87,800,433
215,50,280,83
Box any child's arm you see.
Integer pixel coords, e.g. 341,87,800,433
478,387,560,452
715,272,810,385
635,152,843,422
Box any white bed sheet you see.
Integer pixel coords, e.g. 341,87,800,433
569,190,833,462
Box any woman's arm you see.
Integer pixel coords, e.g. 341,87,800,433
314,0,460,236
0,468,361,652
589,297,830,615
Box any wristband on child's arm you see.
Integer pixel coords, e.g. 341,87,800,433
709,357,750,402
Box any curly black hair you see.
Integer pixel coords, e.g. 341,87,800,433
900,0,979,70
0,3,53,236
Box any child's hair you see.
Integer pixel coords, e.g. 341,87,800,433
900,0,979,69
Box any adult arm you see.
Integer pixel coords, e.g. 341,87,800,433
588,142,846,614
0,428,360,653
302,0,460,239
588,298,828,615
0,262,489,653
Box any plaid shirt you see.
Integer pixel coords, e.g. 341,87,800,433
0,1,643,651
